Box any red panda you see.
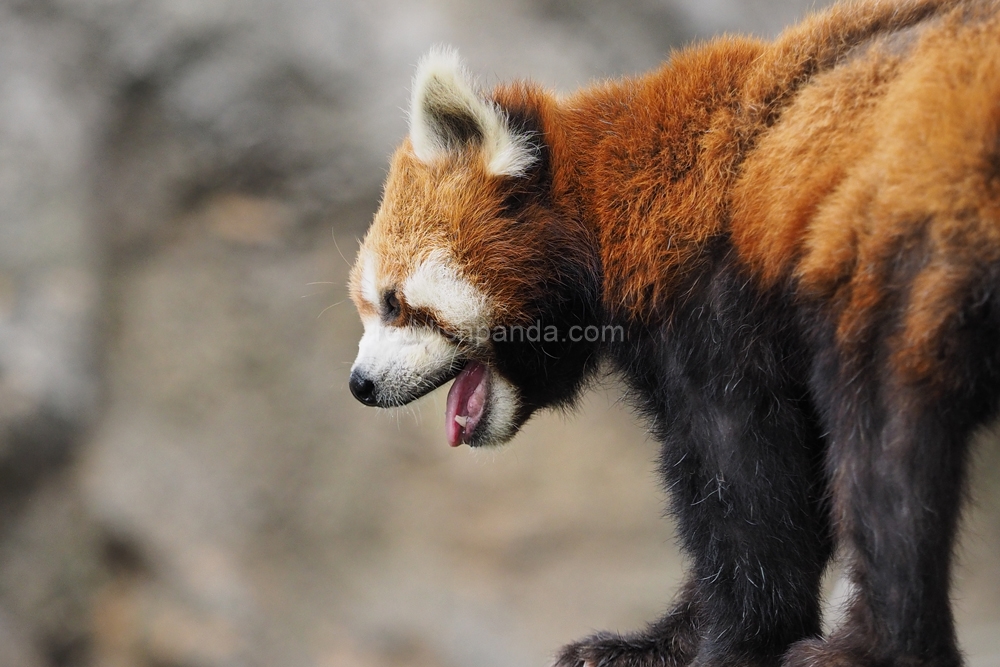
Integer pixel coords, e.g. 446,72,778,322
348,1,1000,665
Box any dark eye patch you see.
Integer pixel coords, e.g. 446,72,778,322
383,290,402,322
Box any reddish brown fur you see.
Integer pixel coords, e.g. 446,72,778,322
350,148,557,328
351,101,598,332
353,0,995,347
739,3,1000,387
399,0,956,330
486,0,999,385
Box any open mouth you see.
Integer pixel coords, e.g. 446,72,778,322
445,360,491,447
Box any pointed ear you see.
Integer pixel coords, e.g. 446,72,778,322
409,47,537,178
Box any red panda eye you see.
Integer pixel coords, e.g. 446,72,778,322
383,290,402,321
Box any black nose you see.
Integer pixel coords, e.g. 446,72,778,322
349,371,378,406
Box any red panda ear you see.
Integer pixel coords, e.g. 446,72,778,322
409,47,537,178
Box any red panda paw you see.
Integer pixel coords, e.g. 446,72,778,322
553,589,699,667
782,636,960,667
552,629,696,667
782,638,864,667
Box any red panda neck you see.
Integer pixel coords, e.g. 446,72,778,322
550,39,764,323
547,0,947,325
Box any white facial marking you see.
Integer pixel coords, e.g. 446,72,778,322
410,46,537,178
359,248,380,308
352,315,459,406
402,252,490,339
482,373,519,445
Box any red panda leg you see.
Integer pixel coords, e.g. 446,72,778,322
784,392,972,667
787,289,1000,667
557,251,834,667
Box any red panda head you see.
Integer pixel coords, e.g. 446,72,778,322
348,48,603,448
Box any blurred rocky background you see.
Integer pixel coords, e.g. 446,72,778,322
0,0,998,665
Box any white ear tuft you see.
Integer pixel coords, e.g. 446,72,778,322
409,47,537,178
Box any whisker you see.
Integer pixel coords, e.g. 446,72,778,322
317,301,346,319
332,233,353,267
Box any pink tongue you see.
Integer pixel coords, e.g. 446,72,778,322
445,361,490,447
